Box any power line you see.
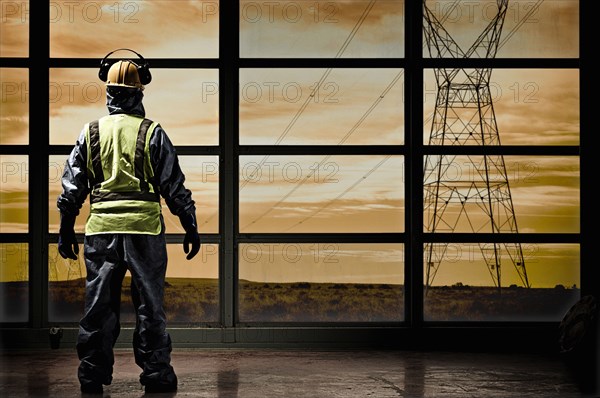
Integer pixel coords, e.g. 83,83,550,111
202,0,379,227
242,70,403,230
498,0,544,50
239,0,378,192
282,155,393,232
236,67,334,194
335,0,377,58
210,0,541,231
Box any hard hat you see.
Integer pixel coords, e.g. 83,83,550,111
105,60,144,89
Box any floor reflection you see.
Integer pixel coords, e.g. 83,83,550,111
217,366,239,397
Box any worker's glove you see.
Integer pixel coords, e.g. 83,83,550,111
58,213,78,260
179,212,201,260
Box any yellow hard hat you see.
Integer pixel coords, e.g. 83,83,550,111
105,60,144,89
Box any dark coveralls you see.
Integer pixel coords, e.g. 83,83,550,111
57,87,196,389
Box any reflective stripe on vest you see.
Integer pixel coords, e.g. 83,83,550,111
85,114,162,235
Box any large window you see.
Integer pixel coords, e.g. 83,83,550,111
0,1,587,338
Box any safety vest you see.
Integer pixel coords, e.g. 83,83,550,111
84,114,162,235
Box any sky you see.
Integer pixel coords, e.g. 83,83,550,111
0,1,581,290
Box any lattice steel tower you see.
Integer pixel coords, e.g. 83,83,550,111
423,0,530,292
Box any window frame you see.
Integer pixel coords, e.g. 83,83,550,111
0,1,591,345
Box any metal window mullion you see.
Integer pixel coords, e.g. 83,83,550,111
421,58,578,69
405,0,425,328
424,233,580,244
579,1,592,297
238,58,404,68
29,0,50,329
233,58,578,69
423,145,579,156
219,1,239,331
237,233,403,244
237,145,405,156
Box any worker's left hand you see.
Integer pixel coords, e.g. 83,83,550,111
179,212,201,260
58,213,79,260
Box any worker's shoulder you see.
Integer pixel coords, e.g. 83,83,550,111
91,114,161,126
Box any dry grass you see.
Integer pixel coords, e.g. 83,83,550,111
0,279,577,324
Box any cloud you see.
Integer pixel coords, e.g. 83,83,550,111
240,0,404,57
240,68,404,144
48,68,219,144
0,0,29,57
49,1,218,58
0,68,29,144
238,242,404,284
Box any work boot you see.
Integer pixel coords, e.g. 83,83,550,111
144,382,177,393
80,382,103,394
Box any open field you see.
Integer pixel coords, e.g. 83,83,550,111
46,277,219,323
1,279,580,324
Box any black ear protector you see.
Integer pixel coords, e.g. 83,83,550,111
98,48,152,85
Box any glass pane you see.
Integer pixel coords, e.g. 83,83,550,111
50,68,219,145
423,0,578,58
163,156,219,234
0,68,28,144
239,243,403,322
49,154,89,234
240,155,404,233
50,1,219,58
424,69,579,145
424,243,580,321
49,155,218,234
240,68,404,145
240,0,404,58
0,243,28,322
48,244,85,322
49,243,219,323
424,155,579,234
0,154,28,232
0,0,29,57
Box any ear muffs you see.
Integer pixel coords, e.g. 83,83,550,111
98,48,152,85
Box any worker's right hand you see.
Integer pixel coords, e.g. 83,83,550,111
58,213,79,260
179,212,201,260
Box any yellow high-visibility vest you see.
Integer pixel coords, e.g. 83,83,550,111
84,114,162,235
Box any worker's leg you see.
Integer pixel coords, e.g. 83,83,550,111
125,233,177,389
76,234,127,388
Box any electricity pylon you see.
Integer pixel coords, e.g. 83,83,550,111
423,0,530,293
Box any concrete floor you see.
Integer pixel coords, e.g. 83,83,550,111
0,348,596,397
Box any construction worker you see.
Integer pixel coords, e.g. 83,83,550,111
56,49,200,394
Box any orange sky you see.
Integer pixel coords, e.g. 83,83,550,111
0,1,581,289
0,1,579,58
